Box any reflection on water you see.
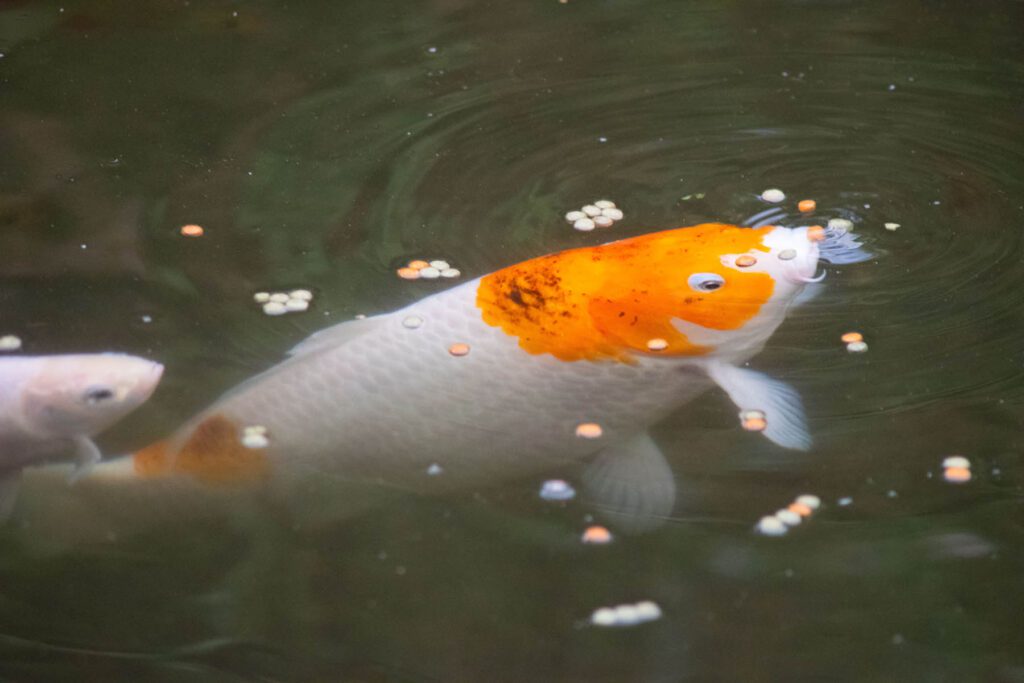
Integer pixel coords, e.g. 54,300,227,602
2,0,1024,680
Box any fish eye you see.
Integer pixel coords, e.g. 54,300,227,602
83,386,115,404
687,273,725,292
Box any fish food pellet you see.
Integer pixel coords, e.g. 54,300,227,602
594,199,616,209
581,525,612,544
646,338,669,351
942,456,970,469
262,301,288,316
397,267,420,280
267,293,288,303
565,210,586,222
573,217,596,232
740,409,767,432
756,515,788,536
841,332,863,343
448,343,471,356
241,431,269,449
426,463,444,476
408,260,430,270
402,315,424,329
590,601,662,627
253,292,271,303
798,199,817,213
289,289,313,301
0,335,22,351
944,467,972,483
788,502,813,517
575,422,603,439
581,204,602,217
806,225,826,242
601,207,624,221
539,479,576,501
418,266,441,279
634,601,662,621
846,340,869,353
795,494,821,510
778,248,797,261
593,215,614,228
429,260,450,270
440,268,460,278
591,608,617,626
285,298,309,312
776,509,802,526
884,222,900,231
827,218,854,232
736,255,757,267
761,188,786,203
179,224,204,237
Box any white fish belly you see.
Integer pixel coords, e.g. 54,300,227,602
190,279,714,493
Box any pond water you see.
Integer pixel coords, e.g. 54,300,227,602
2,1,1024,680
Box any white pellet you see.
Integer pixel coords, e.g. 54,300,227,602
573,218,596,232
426,463,444,476
594,199,616,209
429,260,450,270
591,608,617,627
760,188,786,203
289,289,313,301
613,605,641,625
633,601,662,621
241,432,269,449
440,268,461,278
778,248,797,261
828,218,854,232
942,456,971,469
402,315,424,329
418,267,441,279
756,515,788,536
269,292,289,303
601,207,624,221
285,298,309,312
776,509,802,527
565,210,586,223
539,479,576,501
593,216,614,228
253,292,271,303
0,335,22,351
581,204,601,217
795,494,821,510
262,301,288,316
846,341,869,353
884,222,900,231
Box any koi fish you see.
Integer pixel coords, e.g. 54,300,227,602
0,353,164,515
17,222,844,536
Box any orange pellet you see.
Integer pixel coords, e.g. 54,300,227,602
575,422,603,439
798,199,816,213
179,224,204,237
736,254,757,267
841,332,863,343
448,343,471,357
943,467,972,483
788,502,813,517
806,225,826,242
581,525,613,544
408,260,430,270
397,267,421,280
741,417,767,432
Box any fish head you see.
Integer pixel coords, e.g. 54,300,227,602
20,354,164,438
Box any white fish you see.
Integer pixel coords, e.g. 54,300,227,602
18,223,829,535
0,353,163,514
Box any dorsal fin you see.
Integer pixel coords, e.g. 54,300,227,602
287,314,386,358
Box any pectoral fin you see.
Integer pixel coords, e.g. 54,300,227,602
68,437,102,484
706,361,812,450
0,470,22,521
581,432,676,533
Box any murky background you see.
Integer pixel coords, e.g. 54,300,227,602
2,0,1024,680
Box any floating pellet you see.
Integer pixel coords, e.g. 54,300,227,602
795,494,821,510
244,425,267,436
788,502,813,517
590,601,661,627
262,301,288,316
761,188,786,203
806,225,826,242
402,315,424,329
756,515,788,536
837,496,853,506
593,216,614,228
253,292,271,303
827,218,854,232
601,207,624,220
0,335,22,351
646,338,668,351
942,456,970,469
591,608,617,626
397,267,420,280
778,248,797,261
740,409,767,432
448,342,470,356
179,224,204,237
408,260,430,270
613,605,641,625
884,222,900,231
285,298,309,312
429,260,450,270
241,432,269,449
575,422,603,439
594,199,616,209
440,268,461,278
269,293,289,303
539,479,576,501
944,467,972,483
735,255,757,267
581,204,601,217
565,210,586,222
841,332,863,343
633,601,662,621
798,199,817,213
776,509,802,526
573,218,596,232
426,463,444,476
581,525,613,544
289,289,313,301
418,267,441,279
846,341,869,353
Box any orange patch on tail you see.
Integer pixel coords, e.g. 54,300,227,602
476,223,775,362
133,414,269,485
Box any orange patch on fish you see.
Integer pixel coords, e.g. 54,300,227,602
133,414,269,484
476,223,775,362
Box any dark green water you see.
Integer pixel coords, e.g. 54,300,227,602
2,1,1024,680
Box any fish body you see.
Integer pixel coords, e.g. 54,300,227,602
0,353,163,513
119,223,823,528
